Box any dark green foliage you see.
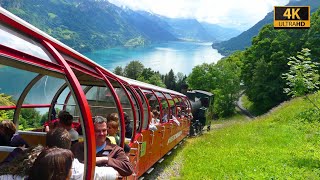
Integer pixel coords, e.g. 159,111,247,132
241,23,309,114
187,52,242,118
20,108,41,128
123,60,144,80
137,68,166,87
114,66,124,76
164,69,176,90
303,9,320,61
0,93,41,129
175,72,187,92
212,52,242,118
187,63,215,91
241,7,320,114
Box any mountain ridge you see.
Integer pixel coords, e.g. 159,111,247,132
213,0,320,55
1,0,240,52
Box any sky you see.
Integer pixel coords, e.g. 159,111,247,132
108,0,290,31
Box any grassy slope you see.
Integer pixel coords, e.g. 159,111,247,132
176,94,320,179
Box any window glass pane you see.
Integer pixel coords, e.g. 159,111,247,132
142,89,158,110
25,76,65,105
155,92,170,122
114,85,134,140
126,87,140,133
19,107,48,130
136,88,149,129
62,53,95,73
86,86,118,117
165,93,175,117
0,65,37,104
0,23,54,62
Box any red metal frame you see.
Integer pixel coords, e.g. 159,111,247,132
115,79,138,143
0,104,52,110
0,44,64,74
95,67,125,147
137,87,151,130
42,40,95,180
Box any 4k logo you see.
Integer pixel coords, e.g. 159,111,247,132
274,6,310,29
283,8,301,19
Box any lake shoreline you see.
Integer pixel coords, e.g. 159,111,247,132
84,41,223,75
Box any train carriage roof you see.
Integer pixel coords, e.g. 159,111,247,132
119,76,185,97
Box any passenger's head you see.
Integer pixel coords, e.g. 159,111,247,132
0,120,16,146
29,147,74,180
124,112,130,124
107,113,119,136
94,116,108,147
107,113,119,122
46,127,71,149
107,119,119,136
58,110,73,128
152,109,159,118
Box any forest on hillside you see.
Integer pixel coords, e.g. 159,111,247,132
188,8,320,117
118,8,320,119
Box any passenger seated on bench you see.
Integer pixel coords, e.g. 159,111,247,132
149,110,159,131
58,110,79,145
152,109,160,124
124,112,133,139
0,127,119,180
186,108,193,120
0,127,71,178
107,113,120,145
0,120,29,148
28,147,74,180
71,142,119,180
47,128,119,180
176,107,183,118
162,108,169,123
161,108,180,125
107,113,131,155
91,116,133,176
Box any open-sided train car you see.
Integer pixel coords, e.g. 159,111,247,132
0,7,191,179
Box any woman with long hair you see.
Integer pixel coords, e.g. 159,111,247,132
28,147,74,180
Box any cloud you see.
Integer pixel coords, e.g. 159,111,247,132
108,0,289,30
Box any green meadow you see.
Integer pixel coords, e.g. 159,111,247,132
166,93,320,179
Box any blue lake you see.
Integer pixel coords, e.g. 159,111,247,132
84,41,223,75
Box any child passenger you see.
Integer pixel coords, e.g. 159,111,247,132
107,113,120,145
107,113,131,154
149,110,159,131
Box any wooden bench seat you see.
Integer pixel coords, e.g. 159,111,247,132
18,131,47,146
0,146,17,162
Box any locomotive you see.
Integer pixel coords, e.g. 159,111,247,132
185,89,213,136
